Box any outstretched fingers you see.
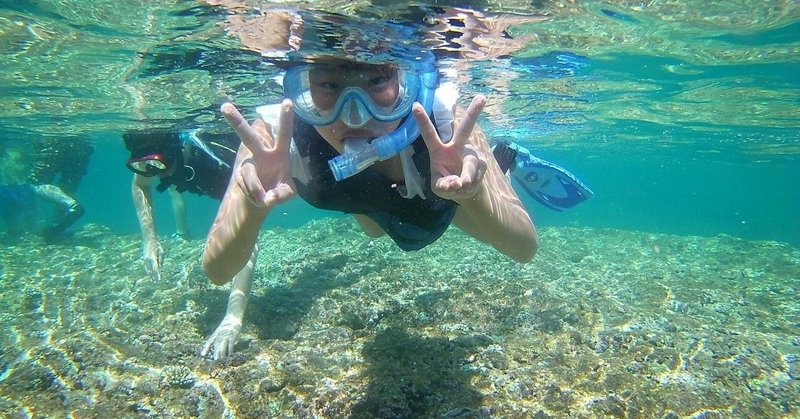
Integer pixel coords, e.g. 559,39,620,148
451,94,486,146
413,102,443,152
273,99,294,153
223,100,296,209
221,102,269,154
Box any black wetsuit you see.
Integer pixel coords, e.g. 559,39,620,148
155,133,239,201
291,121,458,251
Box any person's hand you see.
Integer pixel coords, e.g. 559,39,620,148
413,95,489,202
201,314,242,360
221,100,296,209
142,239,163,281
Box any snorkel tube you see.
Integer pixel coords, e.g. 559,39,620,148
328,53,438,181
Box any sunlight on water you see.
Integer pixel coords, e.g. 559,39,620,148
1,0,797,140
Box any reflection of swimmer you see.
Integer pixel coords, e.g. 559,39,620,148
0,183,84,238
425,7,545,60
424,7,548,128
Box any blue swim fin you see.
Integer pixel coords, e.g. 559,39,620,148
492,141,593,211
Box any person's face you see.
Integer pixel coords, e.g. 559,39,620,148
307,62,403,152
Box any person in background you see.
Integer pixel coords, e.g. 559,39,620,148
123,129,256,359
29,137,94,195
0,183,84,238
124,129,238,277
0,140,85,238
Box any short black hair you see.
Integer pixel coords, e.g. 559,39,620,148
123,130,183,170
123,129,181,153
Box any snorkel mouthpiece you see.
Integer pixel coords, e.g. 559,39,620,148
331,138,380,179
328,69,437,181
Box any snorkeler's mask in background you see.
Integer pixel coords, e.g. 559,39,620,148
123,130,182,177
126,154,169,177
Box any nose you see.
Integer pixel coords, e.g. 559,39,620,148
340,97,371,129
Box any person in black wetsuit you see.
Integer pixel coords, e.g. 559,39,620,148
123,129,240,280
125,129,260,360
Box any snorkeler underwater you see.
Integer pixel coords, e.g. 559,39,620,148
0,1,798,417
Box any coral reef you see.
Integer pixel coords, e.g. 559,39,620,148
0,220,798,417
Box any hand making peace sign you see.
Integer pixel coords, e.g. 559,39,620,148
413,94,489,202
221,99,297,209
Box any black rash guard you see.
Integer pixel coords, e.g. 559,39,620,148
291,120,458,251
156,133,239,201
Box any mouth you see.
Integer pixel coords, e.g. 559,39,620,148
342,129,379,139
341,133,380,145
341,137,375,154
342,136,373,142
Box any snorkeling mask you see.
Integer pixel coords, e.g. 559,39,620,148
284,64,425,128
282,50,438,180
126,154,170,177
123,130,181,177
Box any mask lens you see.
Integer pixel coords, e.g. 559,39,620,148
284,64,421,126
126,154,168,176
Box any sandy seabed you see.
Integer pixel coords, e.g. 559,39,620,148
0,219,797,418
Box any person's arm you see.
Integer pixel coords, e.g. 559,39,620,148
32,184,84,237
451,126,538,263
413,96,538,263
201,244,258,359
203,100,295,285
132,174,164,280
203,141,270,284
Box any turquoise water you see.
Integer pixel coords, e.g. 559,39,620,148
1,1,799,417
2,1,797,244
